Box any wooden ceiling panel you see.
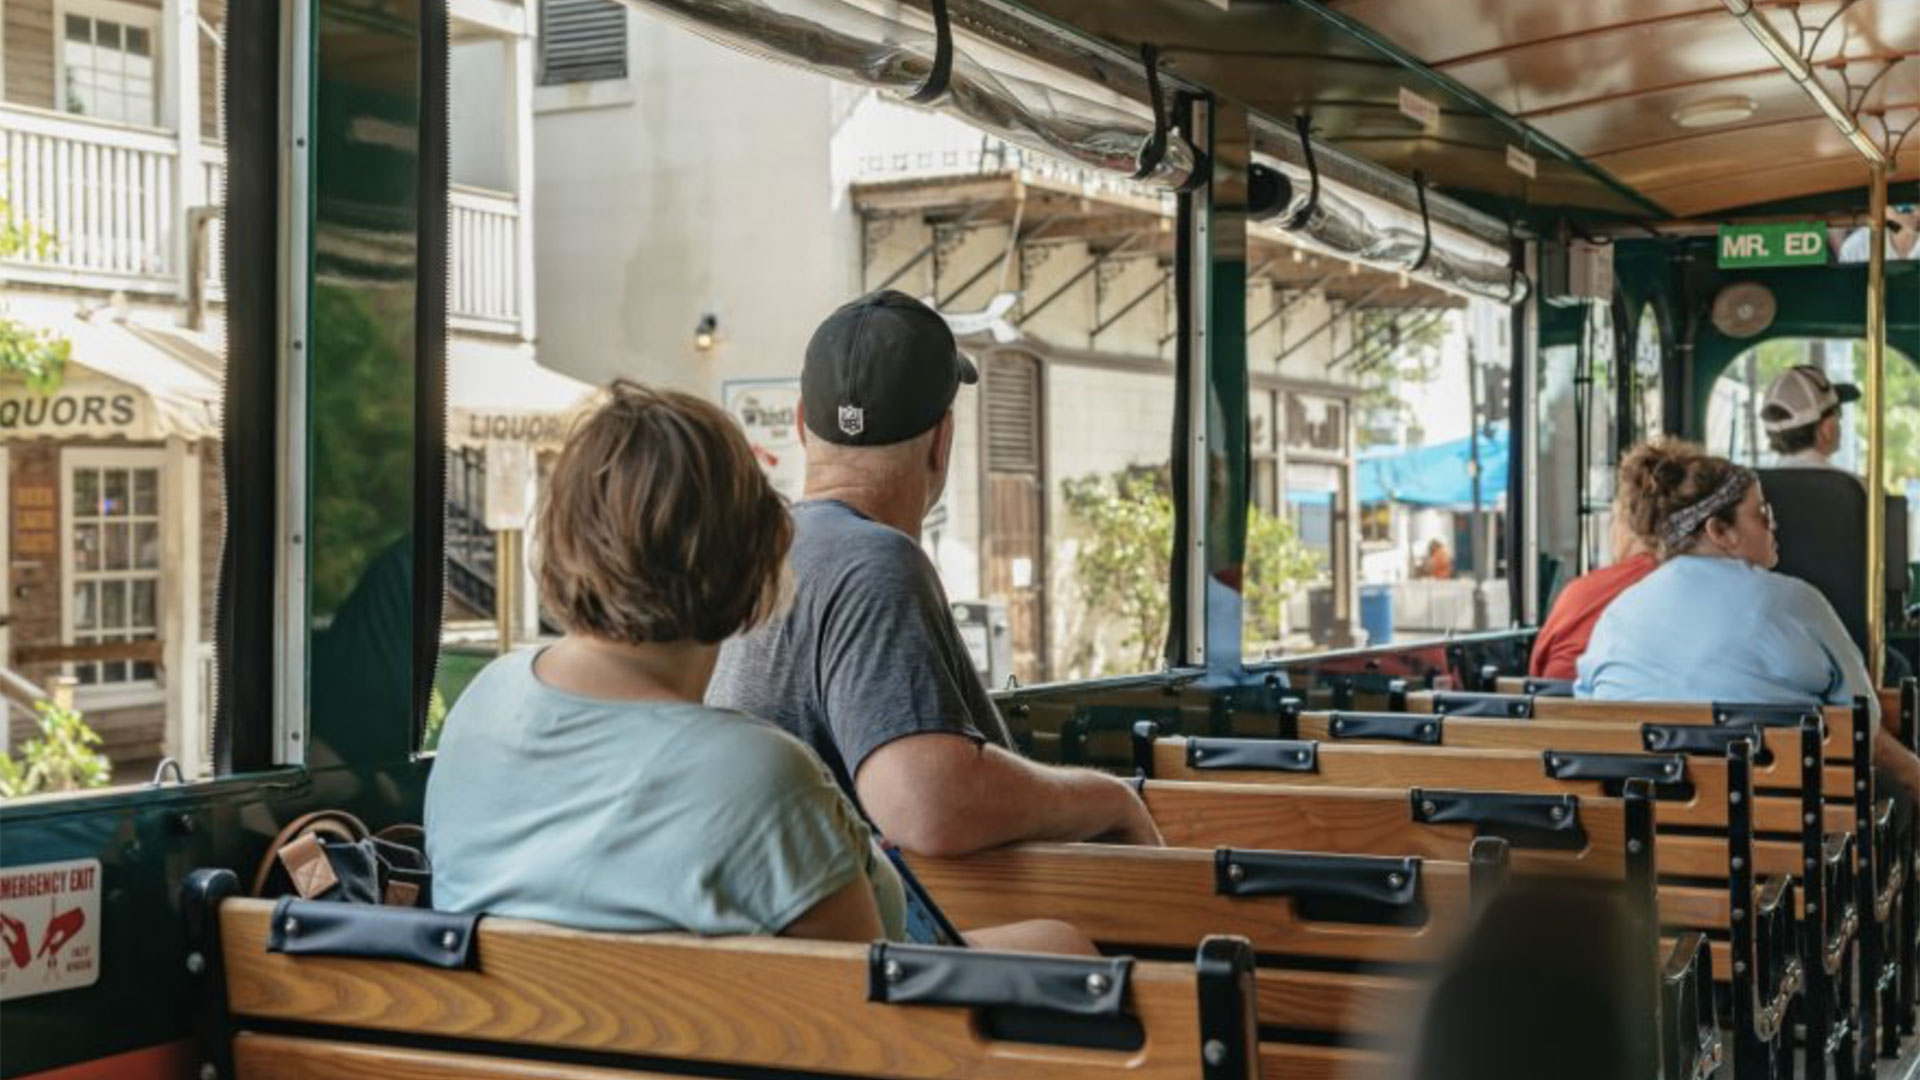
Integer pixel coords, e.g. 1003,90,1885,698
1647,150,1908,217
1594,116,1855,190
1437,13,1779,117
1322,0,1729,67
1525,71,1817,157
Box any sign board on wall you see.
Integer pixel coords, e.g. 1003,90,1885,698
484,441,536,531
0,386,144,440
11,485,56,559
724,380,806,501
0,859,102,1001
1717,223,1828,268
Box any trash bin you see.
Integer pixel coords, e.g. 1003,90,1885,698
1359,584,1394,647
1307,585,1334,645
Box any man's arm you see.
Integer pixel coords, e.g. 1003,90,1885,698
854,732,1162,858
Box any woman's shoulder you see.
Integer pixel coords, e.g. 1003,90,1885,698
674,708,844,788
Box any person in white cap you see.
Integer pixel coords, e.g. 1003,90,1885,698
1760,363,1860,471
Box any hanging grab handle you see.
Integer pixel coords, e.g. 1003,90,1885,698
1286,113,1321,230
1132,44,1170,181
906,0,953,104
1410,170,1434,273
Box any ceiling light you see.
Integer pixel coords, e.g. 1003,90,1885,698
1672,95,1758,129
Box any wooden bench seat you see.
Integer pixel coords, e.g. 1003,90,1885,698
910,842,1496,1080
181,869,1262,1080
1136,730,1846,1080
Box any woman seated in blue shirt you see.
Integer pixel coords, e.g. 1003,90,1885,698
1577,439,1920,801
426,380,1090,952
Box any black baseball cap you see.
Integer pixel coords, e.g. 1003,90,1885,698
802,290,978,446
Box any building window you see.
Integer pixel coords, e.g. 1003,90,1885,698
61,5,160,126
540,0,627,86
64,450,164,697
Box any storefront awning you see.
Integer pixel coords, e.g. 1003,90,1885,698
0,294,222,443
1358,427,1509,510
448,338,598,449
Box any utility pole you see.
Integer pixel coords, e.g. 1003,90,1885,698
1467,339,1489,630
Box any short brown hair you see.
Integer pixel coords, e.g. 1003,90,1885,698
536,380,791,645
1616,438,1744,558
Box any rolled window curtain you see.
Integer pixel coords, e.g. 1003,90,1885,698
1252,121,1526,305
618,0,1197,190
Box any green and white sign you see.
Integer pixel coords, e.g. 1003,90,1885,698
1717,223,1828,268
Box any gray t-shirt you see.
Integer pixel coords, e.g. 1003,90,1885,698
708,499,1013,808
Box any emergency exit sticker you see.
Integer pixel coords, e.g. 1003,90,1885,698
0,859,102,1000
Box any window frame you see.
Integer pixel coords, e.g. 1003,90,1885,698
60,445,168,712
54,0,165,130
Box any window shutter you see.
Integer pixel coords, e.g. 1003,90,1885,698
985,355,1041,474
540,0,627,86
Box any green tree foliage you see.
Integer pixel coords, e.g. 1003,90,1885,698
0,195,71,392
1355,311,1450,449
0,700,113,798
1062,467,1320,675
1061,468,1174,675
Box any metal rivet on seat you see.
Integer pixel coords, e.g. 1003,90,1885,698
1549,805,1567,822
1546,755,1560,769
884,959,905,983
1192,748,1205,762
282,917,300,937
1731,792,1743,804
1665,762,1680,777
1420,724,1435,737
1627,839,1643,854
1731,856,1745,870
1086,973,1110,996
1387,872,1406,889
1227,863,1245,884
1331,719,1344,734
1293,750,1308,763
1804,757,1815,768
185,952,206,975
1421,800,1437,816
1203,1039,1227,1066
200,1065,219,1080
440,930,460,951
1805,812,1817,825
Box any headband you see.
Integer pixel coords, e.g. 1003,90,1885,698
1660,468,1753,551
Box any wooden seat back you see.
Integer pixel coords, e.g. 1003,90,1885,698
181,870,1262,1080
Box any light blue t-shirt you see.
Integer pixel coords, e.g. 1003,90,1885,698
424,648,908,940
1575,555,1878,721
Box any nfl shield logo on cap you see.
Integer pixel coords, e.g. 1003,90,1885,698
838,404,865,437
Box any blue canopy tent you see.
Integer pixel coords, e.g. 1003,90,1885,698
1357,427,1509,509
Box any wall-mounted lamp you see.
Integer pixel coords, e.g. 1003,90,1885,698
694,313,719,353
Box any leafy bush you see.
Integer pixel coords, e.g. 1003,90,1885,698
0,197,70,393
1061,467,1320,676
0,700,113,798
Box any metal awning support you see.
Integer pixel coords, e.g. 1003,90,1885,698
1328,307,1443,374
869,203,990,293
935,213,1063,308
1272,282,1389,365
1092,267,1171,338
1247,271,1336,338
1016,231,1150,326
1350,311,1449,377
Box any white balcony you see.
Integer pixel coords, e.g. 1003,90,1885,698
2,105,528,337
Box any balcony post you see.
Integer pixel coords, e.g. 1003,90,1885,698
167,0,208,299
511,30,538,342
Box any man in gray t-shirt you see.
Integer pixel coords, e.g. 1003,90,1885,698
709,291,1159,858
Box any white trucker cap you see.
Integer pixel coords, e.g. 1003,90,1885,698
1760,364,1860,433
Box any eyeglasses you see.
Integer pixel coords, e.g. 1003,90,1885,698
1758,501,1776,529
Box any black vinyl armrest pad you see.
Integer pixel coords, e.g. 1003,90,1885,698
1215,849,1424,925
868,943,1131,1016
1523,678,1575,698
1187,737,1318,772
268,897,478,969
1543,751,1687,785
1431,692,1534,718
1642,723,1760,756
1712,703,1821,729
1411,788,1581,835
1325,712,1441,744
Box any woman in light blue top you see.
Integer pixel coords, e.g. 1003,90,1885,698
1576,440,1920,801
427,381,1089,951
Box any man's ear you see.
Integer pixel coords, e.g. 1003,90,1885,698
929,411,956,472
796,396,808,449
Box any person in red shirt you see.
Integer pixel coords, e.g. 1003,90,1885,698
1530,503,1657,681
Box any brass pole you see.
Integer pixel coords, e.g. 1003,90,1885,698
1865,164,1888,684
495,529,519,656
